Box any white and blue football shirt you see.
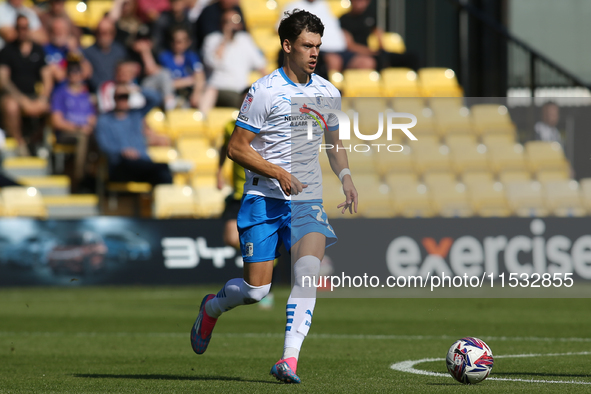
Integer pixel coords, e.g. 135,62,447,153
235,67,341,200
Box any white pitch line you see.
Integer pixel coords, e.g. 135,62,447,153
390,351,591,385
1,332,591,343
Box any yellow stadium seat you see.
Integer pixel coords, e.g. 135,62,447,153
430,183,473,217
445,134,477,151
525,141,569,173
194,186,227,218
499,170,531,185
461,171,494,188
353,175,395,218
206,107,239,145
578,178,591,213
153,185,196,218
380,68,420,97
418,68,464,97
327,0,351,18
249,70,264,85
80,34,95,48
429,97,464,115
3,138,18,157
148,146,178,164
391,97,425,112
506,181,548,217
166,109,207,139
488,144,527,173
347,151,377,174
544,180,585,217
177,137,218,176
413,144,451,174
87,1,113,29
65,1,89,28
241,0,279,28
450,145,489,174
385,172,419,189
342,70,381,97
17,176,70,195
470,104,516,136
434,106,473,136
328,71,344,91
374,146,413,175
423,172,456,188
2,157,48,178
367,32,406,54
481,133,516,149
323,177,352,218
0,186,47,218
468,181,510,217
145,108,168,136
391,182,434,217
250,27,281,64
536,169,570,183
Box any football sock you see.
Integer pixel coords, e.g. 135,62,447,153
283,255,321,357
205,278,271,319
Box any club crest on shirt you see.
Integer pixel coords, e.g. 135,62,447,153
241,93,254,114
315,94,324,107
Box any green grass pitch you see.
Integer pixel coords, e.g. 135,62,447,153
1,286,590,393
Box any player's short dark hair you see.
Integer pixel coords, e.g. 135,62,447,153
278,9,324,46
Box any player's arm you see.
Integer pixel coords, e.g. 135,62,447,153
324,128,358,214
227,126,307,197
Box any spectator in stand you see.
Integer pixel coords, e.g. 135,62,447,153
534,101,563,146
128,26,177,110
0,15,53,156
44,17,91,87
0,0,47,50
158,27,204,108
96,85,172,185
98,60,145,113
38,0,80,41
83,18,127,92
109,0,143,49
136,0,171,25
339,0,418,71
280,0,362,73
152,0,194,53
200,9,265,114
194,0,245,51
50,56,96,187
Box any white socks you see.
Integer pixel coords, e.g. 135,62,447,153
283,255,321,360
205,278,271,319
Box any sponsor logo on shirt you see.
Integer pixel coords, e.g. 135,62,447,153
238,114,249,122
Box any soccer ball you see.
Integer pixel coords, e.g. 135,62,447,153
446,337,494,384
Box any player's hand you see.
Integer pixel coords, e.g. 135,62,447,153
122,148,141,160
337,176,358,214
277,169,307,196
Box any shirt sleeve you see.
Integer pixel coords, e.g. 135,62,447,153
327,87,341,132
50,87,65,113
235,83,271,134
188,51,203,72
202,32,223,69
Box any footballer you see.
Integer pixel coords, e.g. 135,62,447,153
191,9,358,384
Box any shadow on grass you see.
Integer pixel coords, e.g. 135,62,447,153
73,374,280,384
492,372,591,378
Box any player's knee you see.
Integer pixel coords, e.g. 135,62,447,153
240,280,271,304
293,255,321,286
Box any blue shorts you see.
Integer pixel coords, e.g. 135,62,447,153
237,195,337,263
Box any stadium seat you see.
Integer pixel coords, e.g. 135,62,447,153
481,133,515,150
391,97,425,112
544,180,585,217
177,138,218,176
17,176,70,195
430,183,473,217
43,195,99,218
166,109,207,139
87,1,113,29
145,108,168,136
385,172,419,189
380,68,421,97
499,170,531,185
450,143,489,174
374,146,413,175
461,171,494,189
445,134,477,151
2,138,18,158
536,169,570,183
423,172,456,188
194,185,227,218
153,185,196,219
206,107,239,145
579,178,591,213
249,70,264,85
525,141,569,173
418,68,464,97
434,106,473,137
413,144,451,174
391,182,434,217
250,27,281,64
2,157,48,178
323,177,353,218
505,181,548,217
488,144,527,174
367,32,406,54
147,146,178,164
65,1,89,28
470,104,516,136
468,181,511,217
327,0,351,17
352,175,394,217
80,34,95,48
0,186,47,218
342,70,381,97
241,0,279,29
346,151,377,174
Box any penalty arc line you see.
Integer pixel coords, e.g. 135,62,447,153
390,351,591,385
